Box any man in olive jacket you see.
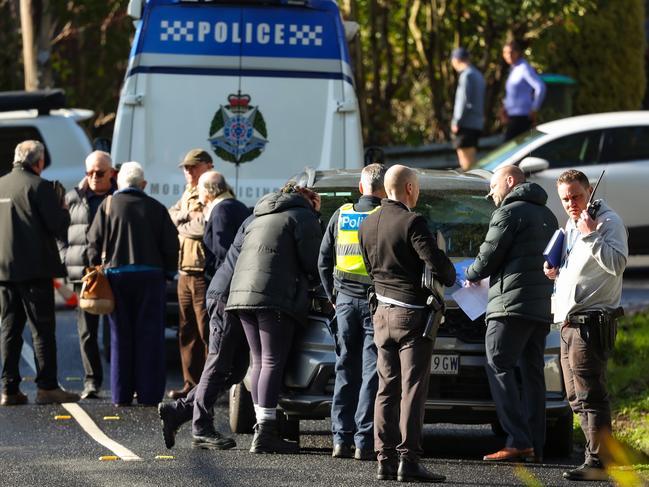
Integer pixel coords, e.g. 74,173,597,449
0,140,80,406
466,165,557,462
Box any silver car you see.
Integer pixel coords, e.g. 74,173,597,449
229,168,573,456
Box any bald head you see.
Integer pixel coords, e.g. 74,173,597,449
384,165,420,208
85,150,113,194
487,164,526,207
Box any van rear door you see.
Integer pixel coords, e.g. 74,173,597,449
112,0,361,206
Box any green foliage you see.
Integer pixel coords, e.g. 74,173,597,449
533,0,646,114
47,1,134,137
608,312,649,456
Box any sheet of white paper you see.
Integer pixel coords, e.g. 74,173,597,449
451,279,489,321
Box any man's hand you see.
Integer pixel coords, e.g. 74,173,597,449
451,124,459,134
577,210,597,235
464,280,480,288
189,211,203,220
543,261,558,280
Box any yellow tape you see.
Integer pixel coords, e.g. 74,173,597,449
99,455,120,461
54,415,72,420
103,416,120,420
154,455,175,460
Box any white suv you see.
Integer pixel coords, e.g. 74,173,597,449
0,90,93,187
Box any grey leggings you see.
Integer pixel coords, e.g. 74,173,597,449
238,310,296,408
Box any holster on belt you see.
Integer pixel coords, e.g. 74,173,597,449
566,307,623,354
367,286,378,316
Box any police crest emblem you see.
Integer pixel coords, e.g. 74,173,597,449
208,92,268,164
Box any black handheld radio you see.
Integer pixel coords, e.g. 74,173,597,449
586,170,605,220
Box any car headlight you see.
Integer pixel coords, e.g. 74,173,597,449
544,354,563,394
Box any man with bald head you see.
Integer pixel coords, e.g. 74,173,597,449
466,164,557,462
358,165,455,482
60,150,116,399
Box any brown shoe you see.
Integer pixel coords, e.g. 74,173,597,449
0,391,28,406
35,387,81,405
483,447,535,462
167,383,194,400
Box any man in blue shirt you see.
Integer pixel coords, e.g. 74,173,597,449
451,47,486,171
501,40,546,141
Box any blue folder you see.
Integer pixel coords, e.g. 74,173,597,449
543,229,565,268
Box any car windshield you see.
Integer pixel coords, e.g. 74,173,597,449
476,129,545,170
317,187,492,258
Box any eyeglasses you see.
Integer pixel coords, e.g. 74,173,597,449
87,170,107,178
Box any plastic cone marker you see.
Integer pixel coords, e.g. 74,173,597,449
53,279,79,308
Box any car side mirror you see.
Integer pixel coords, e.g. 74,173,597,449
518,156,550,174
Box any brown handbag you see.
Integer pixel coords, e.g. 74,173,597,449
79,196,115,315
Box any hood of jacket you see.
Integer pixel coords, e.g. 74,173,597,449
254,191,312,217
501,181,548,208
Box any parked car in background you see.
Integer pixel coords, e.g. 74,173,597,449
476,111,649,254
229,168,573,457
0,89,93,184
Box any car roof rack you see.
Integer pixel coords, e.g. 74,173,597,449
0,89,66,115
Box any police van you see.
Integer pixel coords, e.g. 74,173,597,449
114,0,363,206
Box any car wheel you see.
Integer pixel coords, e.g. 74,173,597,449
229,383,255,434
544,411,573,457
277,411,300,444
490,421,506,438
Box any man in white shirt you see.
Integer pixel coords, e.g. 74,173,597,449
544,169,627,482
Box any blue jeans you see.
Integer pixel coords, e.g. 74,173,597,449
331,292,378,450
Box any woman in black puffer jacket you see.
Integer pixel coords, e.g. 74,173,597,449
226,183,322,454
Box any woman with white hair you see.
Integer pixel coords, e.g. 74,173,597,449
87,162,179,406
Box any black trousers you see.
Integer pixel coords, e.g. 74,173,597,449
73,283,103,389
0,279,58,393
505,116,532,141
169,298,250,436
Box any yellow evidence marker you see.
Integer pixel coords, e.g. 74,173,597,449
99,455,120,461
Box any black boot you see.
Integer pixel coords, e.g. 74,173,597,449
249,421,299,454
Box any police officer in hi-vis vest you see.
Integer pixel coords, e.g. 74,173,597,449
318,163,386,461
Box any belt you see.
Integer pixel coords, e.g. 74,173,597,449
565,307,624,326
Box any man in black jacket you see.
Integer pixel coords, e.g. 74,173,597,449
0,140,80,406
466,165,557,462
61,150,116,399
87,162,178,406
318,163,386,461
358,165,455,483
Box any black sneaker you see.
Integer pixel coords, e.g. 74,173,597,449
158,402,180,449
563,462,609,481
192,432,236,450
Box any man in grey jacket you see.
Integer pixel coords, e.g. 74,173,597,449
466,165,557,462
450,47,485,171
544,169,627,482
62,150,115,399
0,140,80,406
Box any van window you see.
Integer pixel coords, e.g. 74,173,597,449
0,126,51,176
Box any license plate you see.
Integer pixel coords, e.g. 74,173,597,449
431,354,460,375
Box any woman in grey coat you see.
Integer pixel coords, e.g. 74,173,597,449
226,183,322,454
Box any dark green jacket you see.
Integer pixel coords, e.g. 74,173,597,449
0,165,69,281
465,182,558,323
226,191,322,324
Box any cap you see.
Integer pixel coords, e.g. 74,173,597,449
451,47,470,61
179,149,213,168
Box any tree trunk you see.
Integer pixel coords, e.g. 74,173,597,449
19,0,52,91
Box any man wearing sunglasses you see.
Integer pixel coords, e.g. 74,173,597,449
61,150,116,399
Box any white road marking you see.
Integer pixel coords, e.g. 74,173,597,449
20,341,37,374
61,403,143,461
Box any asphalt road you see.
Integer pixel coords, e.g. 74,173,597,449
3,267,648,486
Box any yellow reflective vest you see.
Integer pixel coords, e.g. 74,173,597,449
334,203,380,284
